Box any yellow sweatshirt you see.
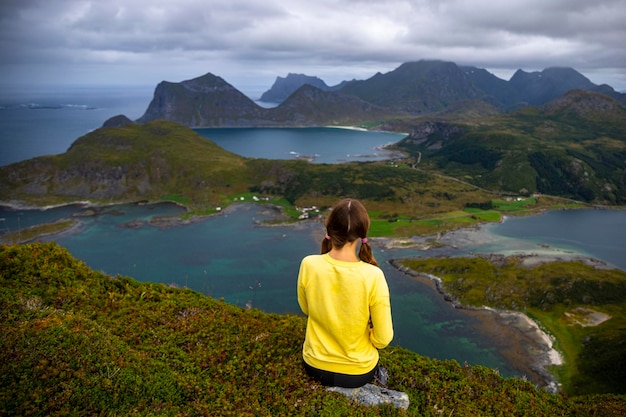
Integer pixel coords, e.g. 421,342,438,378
297,253,394,375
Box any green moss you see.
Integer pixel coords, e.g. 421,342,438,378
2,242,625,416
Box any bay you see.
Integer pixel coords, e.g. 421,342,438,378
195,127,406,163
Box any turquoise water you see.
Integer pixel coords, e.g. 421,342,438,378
0,202,513,374
3,202,625,382
195,127,406,163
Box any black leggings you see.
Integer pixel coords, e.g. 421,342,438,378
303,361,377,388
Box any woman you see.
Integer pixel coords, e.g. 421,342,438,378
297,198,393,388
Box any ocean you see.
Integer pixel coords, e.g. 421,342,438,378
0,85,405,166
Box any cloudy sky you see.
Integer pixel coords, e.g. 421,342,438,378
1,0,625,97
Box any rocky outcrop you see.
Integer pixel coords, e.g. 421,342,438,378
403,121,465,150
326,384,410,410
102,115,134,128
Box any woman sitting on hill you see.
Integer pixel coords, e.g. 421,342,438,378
297,198,394,388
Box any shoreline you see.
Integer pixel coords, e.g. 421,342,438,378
389,258,562,393
0,198,189,212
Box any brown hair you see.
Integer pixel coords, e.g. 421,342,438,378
321,198,378,266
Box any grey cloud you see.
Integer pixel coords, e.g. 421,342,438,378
0,0,624,90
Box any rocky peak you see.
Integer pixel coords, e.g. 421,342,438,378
180,72,235,93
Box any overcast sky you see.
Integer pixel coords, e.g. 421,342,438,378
1,0,625,97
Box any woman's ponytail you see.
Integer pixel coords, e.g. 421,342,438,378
321,235,332,254
358,239,378,267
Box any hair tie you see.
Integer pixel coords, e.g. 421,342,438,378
361,237,368,244
325,233,331,240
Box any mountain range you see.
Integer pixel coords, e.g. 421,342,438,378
137,60,625,127
1,60,625,207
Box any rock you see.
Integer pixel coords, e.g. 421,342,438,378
102,114,134,128
326,383,410,410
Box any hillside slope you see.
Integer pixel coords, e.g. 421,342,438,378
2,242,625,416
393,90,626,204
0,120,251,207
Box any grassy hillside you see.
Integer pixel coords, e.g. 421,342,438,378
392,91,626,204
0,121,251,209
399,256,626,396
2,242,626,416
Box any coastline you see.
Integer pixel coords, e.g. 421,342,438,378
389,258,562,393
0,200,295,242
3,200,622,395
0,198,189,212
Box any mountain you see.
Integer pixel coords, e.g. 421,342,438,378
275,84,399,125
340,60,484,113
136,61,625,128
259,73,331,103
393,90,626,204
507,67,624,106
136,73,395,128
460,65,517,108
137,73,267,126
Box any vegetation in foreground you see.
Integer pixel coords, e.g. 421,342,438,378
399,256,626,396
2,242,626,416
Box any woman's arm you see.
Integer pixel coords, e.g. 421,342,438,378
369,274,393,348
